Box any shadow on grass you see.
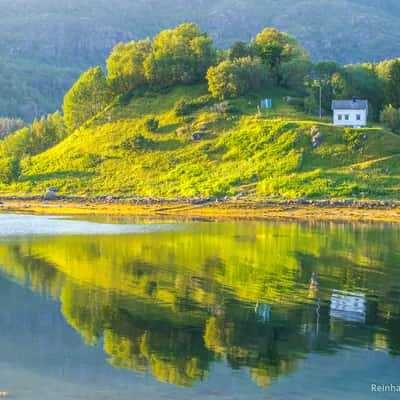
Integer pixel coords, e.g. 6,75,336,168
21,170,96,183
157,123,181,134
150,138,187,151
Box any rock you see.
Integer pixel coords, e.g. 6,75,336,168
192,132,202,141
44,190,57,201
175,127,187,136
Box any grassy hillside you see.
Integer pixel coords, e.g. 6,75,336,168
3,84,400,200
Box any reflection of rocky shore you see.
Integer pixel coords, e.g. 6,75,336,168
0,220,398,387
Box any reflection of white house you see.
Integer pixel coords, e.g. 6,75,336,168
332,99,368,127
330,290,366,323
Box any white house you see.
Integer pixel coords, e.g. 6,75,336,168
332,99,368,127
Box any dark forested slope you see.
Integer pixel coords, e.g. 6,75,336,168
1,0,400,120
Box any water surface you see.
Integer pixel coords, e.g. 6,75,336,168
0,214,399,399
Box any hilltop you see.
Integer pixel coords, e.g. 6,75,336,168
3,0,400,120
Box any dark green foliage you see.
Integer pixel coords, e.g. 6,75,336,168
280,60,312,92
307,62,385,120
287,97,305,111
0,156,20,184
121,134,151,151
378,59,400,108
380,105,400,133
229,41,254,60
4,0,400,120
144,117,159,132
174,96,213,116
0,57,78,122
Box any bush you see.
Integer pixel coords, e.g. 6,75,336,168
0,157,20,184
121,134,151,151
174,96,213,116
144,117,159,132
380,105,400,133
287,97,305,111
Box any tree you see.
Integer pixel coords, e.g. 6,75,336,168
207,60,241,100
280,59,312,92
29,111,67,154
106,39,152,94
0,156,20,184
254,28,309,84
314,61,342,79
144,23,216,87
229,41,254,60
63,66,112,131
380,105,400,133
207,57,271,100
377,59,400,108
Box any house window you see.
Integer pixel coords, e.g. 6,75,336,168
356,114,361,121
345,114,349,121
338,114,342,120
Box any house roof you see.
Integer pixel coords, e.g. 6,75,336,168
332,99,368,110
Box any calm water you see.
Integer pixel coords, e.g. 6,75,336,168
0,214,399,399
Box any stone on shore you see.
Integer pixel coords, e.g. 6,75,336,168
44,190,57,201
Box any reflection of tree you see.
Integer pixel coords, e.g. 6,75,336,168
0,222,398,386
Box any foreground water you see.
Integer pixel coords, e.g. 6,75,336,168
0,214,399,399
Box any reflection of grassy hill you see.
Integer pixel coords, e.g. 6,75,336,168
5,84,400,199
0,221,399,385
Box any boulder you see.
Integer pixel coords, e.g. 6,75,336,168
44,190,57,201
192,132,202,141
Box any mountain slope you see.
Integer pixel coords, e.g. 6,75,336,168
5,85,400,200
2,0,400,120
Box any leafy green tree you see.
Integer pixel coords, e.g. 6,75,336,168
229,41,254,60
29,111,67,154
63,66,112,131
0,156,20,184
144,23,216,87
380,104,400,133
342,64,383,118
207,60,241,100
254,28,309,84
144,116,159,132
106,39,152,94
207,57,270,100
377,59,400,108
280,59,312,92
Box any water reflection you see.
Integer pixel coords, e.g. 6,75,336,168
0,219,399,389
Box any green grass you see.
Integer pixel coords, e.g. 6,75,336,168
2,84,400,200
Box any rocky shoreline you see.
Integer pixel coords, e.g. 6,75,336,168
1,194,400,210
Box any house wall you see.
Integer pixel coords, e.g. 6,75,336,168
333,109,367,127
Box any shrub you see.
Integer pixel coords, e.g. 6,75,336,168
174,96,213,116
380,105,400,133
121,134,151,151
144,117,159,132
0,157,20,184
